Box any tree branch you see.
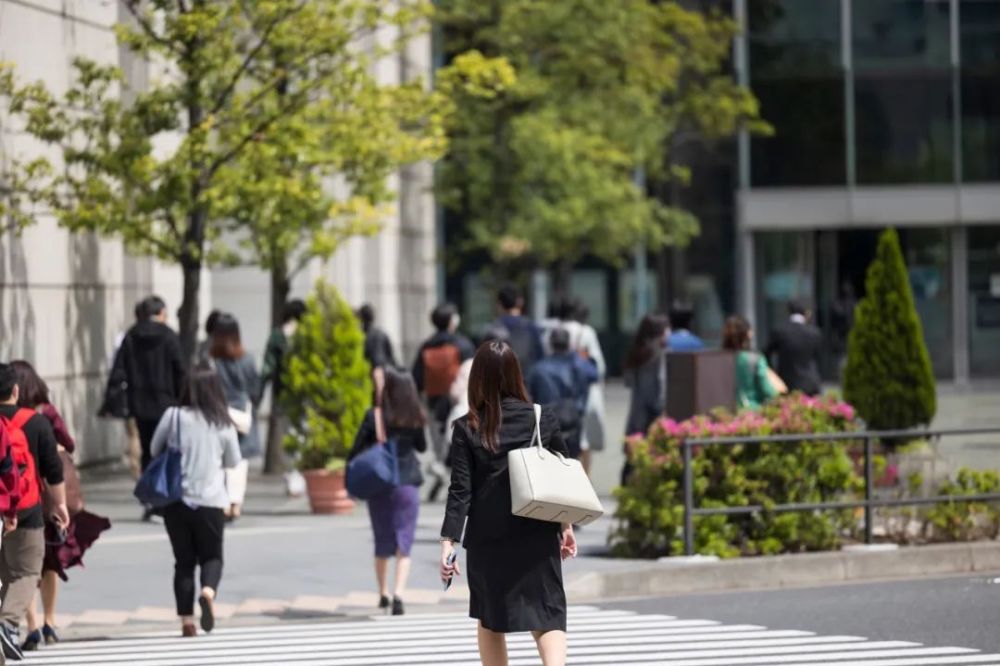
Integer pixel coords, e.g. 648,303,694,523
210,1,310,117
123,2,180,54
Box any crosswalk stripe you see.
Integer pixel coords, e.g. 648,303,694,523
33,628,811,657
23,607,1000,666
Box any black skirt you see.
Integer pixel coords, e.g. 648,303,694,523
466,530,567,634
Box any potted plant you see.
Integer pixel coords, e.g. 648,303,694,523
281,280,371,514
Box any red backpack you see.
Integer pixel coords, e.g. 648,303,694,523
0,418,20,516
422,345,462,398
3,410,40,512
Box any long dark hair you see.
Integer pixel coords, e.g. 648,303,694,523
180,363,233,428
467,340,529,453
722,315,752,351
382,367,426,429
623,314,669,370
10,360,49,408
209,313,245,360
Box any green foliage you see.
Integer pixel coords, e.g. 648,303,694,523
436,0,769,268
0,1,503,354
843,228,937,430
925,468,1000,542
611,394,862,559
280,281,371,471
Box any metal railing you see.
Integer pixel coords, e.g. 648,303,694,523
680,427,1000,556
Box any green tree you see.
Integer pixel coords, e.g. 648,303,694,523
843,228,937,430
0,1,501,358
281,281,370,472
435,0,769,286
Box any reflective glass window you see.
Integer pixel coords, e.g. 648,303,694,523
853,0,954,183
960,0,1000,181
748,0,846,186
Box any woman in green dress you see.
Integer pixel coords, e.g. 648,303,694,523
722,315,781,409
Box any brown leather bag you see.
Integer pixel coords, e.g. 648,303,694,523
45,450,84,516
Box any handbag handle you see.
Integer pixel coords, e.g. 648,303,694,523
168,407,182,451
531,404,572,467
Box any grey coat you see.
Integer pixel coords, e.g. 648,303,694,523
214,354,262,458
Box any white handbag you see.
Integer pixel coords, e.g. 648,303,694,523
508,404,604,526
228,405,253,435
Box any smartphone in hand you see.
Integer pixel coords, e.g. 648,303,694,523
442,551,458,591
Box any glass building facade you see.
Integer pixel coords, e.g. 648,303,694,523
743,0,1000,382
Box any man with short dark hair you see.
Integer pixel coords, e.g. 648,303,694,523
765,299,823,396
0,363,67,661
526,328,598,459
358,304,397,371
667,302,705,352
494,285,544,375
111,295,185,475
412,303,475,500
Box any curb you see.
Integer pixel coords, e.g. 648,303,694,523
565,541,1000,600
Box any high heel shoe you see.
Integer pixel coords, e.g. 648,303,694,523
21,629,41,652
392,596,404,616
42,624,59,645
378,595,390,614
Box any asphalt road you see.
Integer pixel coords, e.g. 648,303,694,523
607,574,1000,654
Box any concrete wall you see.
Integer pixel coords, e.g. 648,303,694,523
0,1,438,463
0,0,207,464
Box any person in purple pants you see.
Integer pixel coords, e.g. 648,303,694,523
348,368,427,616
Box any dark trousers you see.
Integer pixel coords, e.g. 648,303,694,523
136,417,162,472
164,503,225,617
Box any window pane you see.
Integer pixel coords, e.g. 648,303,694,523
968,225,1000,378
748,0,846,186
853,0,954,184
960,0,1000,181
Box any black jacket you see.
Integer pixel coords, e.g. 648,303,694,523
349,409,427,487
0,405,63,528
113,321,185,421
765,320,823,396
441,399,568,547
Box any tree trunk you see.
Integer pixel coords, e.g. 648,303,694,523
176,255,202,363
552,259,573,301
264,263,291,475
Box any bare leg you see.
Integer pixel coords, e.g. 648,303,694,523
374,557,390,597
477,623,508,666
41,571,59,627
580,449,593,476
392,555,411,598
532,630,567,666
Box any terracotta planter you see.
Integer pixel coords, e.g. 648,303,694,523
302,468,355,515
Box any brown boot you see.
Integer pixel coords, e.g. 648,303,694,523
182,624,197,638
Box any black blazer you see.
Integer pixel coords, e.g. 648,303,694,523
765,320,823,395
349,409,427,487
441,399,569,547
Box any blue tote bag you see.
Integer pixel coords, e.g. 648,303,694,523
346,408,399,500
134,408,184,508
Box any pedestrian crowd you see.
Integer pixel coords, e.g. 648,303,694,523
0,281,818,666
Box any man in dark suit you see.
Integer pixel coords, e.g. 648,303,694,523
765,300,823,396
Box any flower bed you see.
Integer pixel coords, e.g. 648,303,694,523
611,394,863,558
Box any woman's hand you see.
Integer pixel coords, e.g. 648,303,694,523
440,540,461,583
560,524,577,560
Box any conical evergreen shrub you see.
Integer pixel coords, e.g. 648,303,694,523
843,228,936,430
281,281,372,471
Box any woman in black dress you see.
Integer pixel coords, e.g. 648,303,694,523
440,340,577,666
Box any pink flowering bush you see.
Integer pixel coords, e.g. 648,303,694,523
611,394,863,558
